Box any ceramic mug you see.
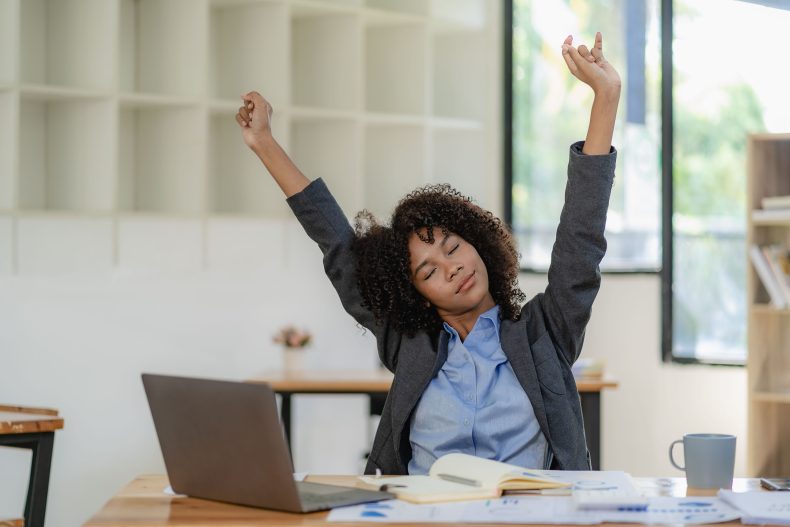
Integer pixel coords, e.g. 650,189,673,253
669,433,736,489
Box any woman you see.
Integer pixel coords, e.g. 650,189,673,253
236,34,620,475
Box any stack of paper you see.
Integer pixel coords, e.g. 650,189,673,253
719,489,790,524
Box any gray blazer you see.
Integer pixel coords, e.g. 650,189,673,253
287,141,616,475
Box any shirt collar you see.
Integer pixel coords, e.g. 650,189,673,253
443,304,501,340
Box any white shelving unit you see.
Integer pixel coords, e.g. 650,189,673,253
0,0,495,272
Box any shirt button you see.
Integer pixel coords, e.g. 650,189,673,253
466,394,473,400
464,419,470,426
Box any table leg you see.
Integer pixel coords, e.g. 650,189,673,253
368,392,386,417
0,431,55,527
580,392,601,470
280,393,292,455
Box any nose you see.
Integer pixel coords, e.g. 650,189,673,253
447,264,463,281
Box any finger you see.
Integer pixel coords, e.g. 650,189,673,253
591,32,604,62
566,44,591,72
563,34,572,46
235,112,248,128
561,44,579,76
242,91,268,110
239,106,250,122
578,44,595,63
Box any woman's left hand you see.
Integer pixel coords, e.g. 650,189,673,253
562,32,621,100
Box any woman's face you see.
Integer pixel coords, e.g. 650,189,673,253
408,226,494,316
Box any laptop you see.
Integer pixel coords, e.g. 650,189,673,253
141,373,393,512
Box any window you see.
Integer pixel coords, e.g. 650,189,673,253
508,0,790,364
509,0,662,272
670,0,790,364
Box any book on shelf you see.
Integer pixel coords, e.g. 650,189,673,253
358,453,569,504
761,194,790,210
763,245,790,305
753,208,790,222
750,244,788,308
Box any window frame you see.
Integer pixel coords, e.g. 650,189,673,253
504,0,746,367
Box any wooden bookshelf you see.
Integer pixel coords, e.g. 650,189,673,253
747,133,790,476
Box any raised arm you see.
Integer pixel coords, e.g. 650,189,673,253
541,34,619,365
236,92,389,342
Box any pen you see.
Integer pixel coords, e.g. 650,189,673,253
436,473,482,487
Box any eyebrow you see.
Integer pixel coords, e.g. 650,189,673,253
413,233,453,277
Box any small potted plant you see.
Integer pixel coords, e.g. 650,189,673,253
273,325,312,371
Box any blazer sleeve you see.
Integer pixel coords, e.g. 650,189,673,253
286,178,392,347
541,141,616,366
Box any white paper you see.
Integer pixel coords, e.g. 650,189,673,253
328,495,741,524
329,496,598,524
544,470,641,493
719,489,790,524
601,497,741,524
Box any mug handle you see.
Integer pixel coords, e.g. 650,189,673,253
669,439,685,471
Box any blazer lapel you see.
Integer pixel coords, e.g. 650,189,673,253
500,319,551,441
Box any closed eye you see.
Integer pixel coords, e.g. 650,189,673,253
424,268,436,280
449,243,459,255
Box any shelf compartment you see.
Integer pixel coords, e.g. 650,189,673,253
208,111,290,217
0,0,18,85
364,124,426,219
20,0,115,91
117,217,204,272
0,92,17,210
209,1,288,106
430,0,485,29
432,31,486,120
119,104,207,214
16,216,114,275
120,0,207,97
19,96,115,212
205,217,286,273
291,0,361,16
292,13,362,111
748,401,790,477
365,0,427,17
749,314,790,394
365,24,427,115
431,128,486,201
291,118,362,216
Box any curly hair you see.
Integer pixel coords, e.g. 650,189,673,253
352,184,525,337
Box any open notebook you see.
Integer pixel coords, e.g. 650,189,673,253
359,453,569,504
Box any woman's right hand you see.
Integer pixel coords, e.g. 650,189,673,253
236,91,274,151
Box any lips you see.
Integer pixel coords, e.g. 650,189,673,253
456,270,476,294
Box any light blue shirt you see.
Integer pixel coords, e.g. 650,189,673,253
408,305,547,474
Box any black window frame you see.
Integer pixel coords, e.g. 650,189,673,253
504,0,745,367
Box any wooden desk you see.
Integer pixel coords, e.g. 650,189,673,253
0,406,64,527
247,370,617,469
83,474,760,527
0,518,24,527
